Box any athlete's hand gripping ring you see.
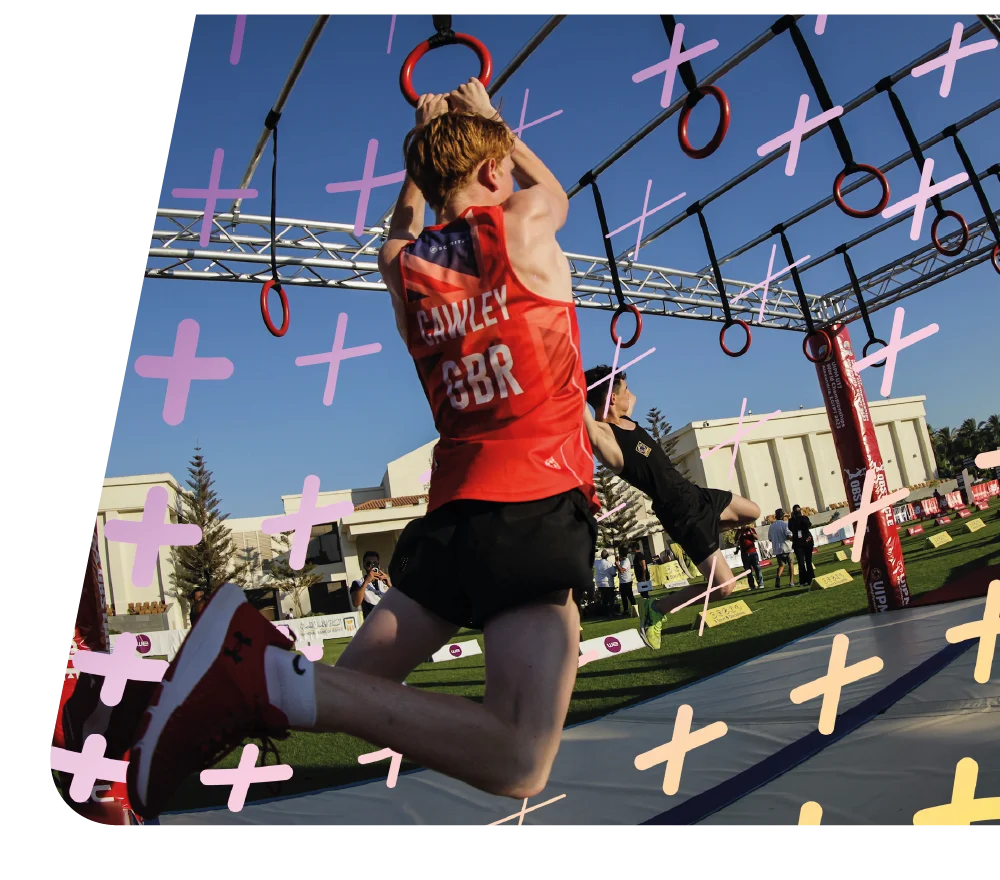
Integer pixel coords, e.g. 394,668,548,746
610,303,643,349
260,279,290,337
930,210,969,258
677,85,731,160
803,327,833,364
833,163,891,219
719,319,752,357
400,33,493,107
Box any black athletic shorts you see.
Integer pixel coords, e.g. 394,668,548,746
655,487,733,566
388,488,598,629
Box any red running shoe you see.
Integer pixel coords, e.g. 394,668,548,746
127,583,294,817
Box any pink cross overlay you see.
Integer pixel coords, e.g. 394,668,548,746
200,743,293,812
605,180,686,261
326,139,406,236
230,15,247,65
881,157,968,241
512,89,564,141
595,501,628,523
71,634,168,706
822,468,910,564
700,399,782,478
578,649,602,668
910,22,997,98
51,735,129,803
586,337,657,419
815,16,828,36
387,15,396,54
171,149,257,246
104,486,202,588
275,624,324,662
632,23,719,109
730,244,811,323
853,307,939,397
670,556,751,636
358,747,403,788
295,313,382,406
134,319,234,425
757,94,844,177
976,449,1000,470
261,476,355,570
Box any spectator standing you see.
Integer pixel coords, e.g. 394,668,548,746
616,551,636,617
767,509,795,589
189,589,207,628
789,505,816,585
632,542,652,599
594,550,616,618
736,525,763,590
350,550,392,620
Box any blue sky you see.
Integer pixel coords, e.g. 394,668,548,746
109,14,1000,517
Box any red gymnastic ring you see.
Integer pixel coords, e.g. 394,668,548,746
930,210,969,258
833,164,891,219
803,327,833,364
399,33,493,107
609,303,643,349
677,85,731,160
260,279,290,337
719,319,752,358
993,243,1000,275
862,336,889,370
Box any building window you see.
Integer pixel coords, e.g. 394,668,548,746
305,523,343,566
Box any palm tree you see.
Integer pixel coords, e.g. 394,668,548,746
957,418,980,460
933,427,956,475
982,415,1000,449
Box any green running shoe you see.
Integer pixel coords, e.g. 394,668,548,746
637,597,665,651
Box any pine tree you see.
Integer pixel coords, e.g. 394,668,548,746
168,448,247,612
268,533,323,618
594,463,644,552
646,406,685,476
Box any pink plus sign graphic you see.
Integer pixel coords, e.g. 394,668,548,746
578,649,602,668
815,16,828,36
51,735,129,803
262,476,355,570
200,743,293,812
757,94,844,177
230,15,247,65
910,22,997,98
387,15,396,54
596,501,628,523
586,337,657,419
605,180,686,261
358,747,403,788
853,307,939,397
419,468,432,483
134,319,234,426
72,634,169,705
881,158,968,240
104,486,202,588
823,468,910,563
275,625,324,662
670,556,751,636
295,313,381,406
171,149,257,246
632,23,719,109
326,139,406,236
700,399,782,478
730,244,811,323
511,89,564,141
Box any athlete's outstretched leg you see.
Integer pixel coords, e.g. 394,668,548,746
718,495,760,530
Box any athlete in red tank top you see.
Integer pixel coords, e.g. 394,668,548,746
397,203,598,513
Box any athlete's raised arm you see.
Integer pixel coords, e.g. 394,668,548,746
583,402,624,473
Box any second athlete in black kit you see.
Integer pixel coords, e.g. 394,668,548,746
583,366,761,649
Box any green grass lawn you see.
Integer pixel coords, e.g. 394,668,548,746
167,501,999,812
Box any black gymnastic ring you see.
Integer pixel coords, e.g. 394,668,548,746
803,327,833,364
399,33,493,107
862,336,889,370
677,85,731,160
609,303,643,349
993,243,1000,275
930,210,969,258
719,319,752,358
260,279,290,337
833,164,891,220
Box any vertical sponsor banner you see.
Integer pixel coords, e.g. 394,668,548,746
812,324,909,612
53,523,137,824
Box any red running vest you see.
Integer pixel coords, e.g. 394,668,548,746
398,204,599,514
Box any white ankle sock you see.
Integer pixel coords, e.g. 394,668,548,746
263,646,317,728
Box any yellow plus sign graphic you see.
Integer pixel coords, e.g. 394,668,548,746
945,580,999,684
789,634,883,734
634,704,728,795
913,758,1000,825
798,801,823,824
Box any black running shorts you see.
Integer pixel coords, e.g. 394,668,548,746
388,488,598,629
656,487,733,566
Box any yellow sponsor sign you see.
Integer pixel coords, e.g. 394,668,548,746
927,532,953,548
835,550,848,561
811,569,853,590
649,560,688,588
696,600,752,629
964,518,986,533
